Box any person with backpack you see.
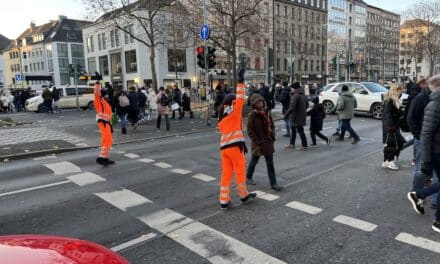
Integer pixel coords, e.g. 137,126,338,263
171,85,183,119
126,87,140,130
113,89,129,134
307,96,330,147
258,83,275,111
42,87,53,114
181,88,193,118
156,86,170,131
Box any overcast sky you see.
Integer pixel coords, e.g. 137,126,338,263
0,0,417,40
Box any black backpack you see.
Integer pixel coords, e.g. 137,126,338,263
160,94,170,106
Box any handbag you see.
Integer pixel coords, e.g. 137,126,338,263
171,103,180,111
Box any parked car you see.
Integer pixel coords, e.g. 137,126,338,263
319,82,407,119
25,85,95,112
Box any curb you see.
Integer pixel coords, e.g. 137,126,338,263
0,127,218,162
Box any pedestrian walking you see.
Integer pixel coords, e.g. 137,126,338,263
113,89,129,134
212,85,224,118
217,83,256,209
307,96,330,147
382,85,406,170
171,85,183,119
127,86,140,130
137,88,147,121
335,85,360,144
147,88,157,120
0,92,9,113
181,88,193,118
246,94,283,191
407,74,440,233
284,82,309,150
279,81,291,137
42,87,53,113
258,83,275,111
94,82,114,166
52,86,61,113
156,87,170,131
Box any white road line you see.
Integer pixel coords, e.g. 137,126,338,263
67,172,106,187
44,161,81,175
395,232,440,254
0,180,71,198
138,158,155,163
154,162,172,169
124,153,140,159
171,169,192,175
169,222,287,264
254,190,280,201
95,189,152,211
138,208,193,234
33,155,56,161
333,215,377,232
115,150,126,154
192,173,216,182
111,232,157,252
285,201,322,215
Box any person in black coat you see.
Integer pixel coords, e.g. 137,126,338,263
212,85,224,118
112,89,129,134
127,87,140,129
258,83,275,110
181,89,193,118
307,97,330,147
172,85,183,119
279,81,291,137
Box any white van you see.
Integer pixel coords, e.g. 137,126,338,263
25,85,95,112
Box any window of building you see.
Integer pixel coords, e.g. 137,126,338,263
276,58,280,71
41,62,45,71
24,65,28,72
102,33,106,49
23,51,27,59
29,64,32,72
276,4,280,15
48,59,53,72
98,34,102,50
88,57,97,73
255,57,261,70
167,49,186,72
110,30,115,48
71,44,84,58
72,58,85,73
110,52,122,77
60,73,71,85
284,6,287,17
57,43,68,57
46,45,52,58
87,36,94,53
115,29,120,46
99,55,109,76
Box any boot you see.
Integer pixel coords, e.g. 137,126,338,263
121,128,127,134
104,158,115,165
240,192,257,204
96,157,107,166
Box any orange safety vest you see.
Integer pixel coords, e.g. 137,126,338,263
94,83,112,122
218,83,246,149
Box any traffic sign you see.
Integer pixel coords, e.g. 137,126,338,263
15,74,23,81
200,24,210,41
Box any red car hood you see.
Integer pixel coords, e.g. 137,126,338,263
0,235,129,264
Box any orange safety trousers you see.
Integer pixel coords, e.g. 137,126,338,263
98,122,112,158
219,146,249,204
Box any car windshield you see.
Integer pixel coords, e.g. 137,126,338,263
361,82,388,93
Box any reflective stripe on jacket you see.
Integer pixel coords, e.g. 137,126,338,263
94,83,112,122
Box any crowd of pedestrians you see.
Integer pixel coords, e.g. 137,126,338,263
0,88,33,113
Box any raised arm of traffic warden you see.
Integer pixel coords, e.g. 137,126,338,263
231,83,246,118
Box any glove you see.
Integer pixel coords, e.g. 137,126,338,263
421,162,433,177
239,143,248,154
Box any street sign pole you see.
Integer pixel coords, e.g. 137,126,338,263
202,0,211,126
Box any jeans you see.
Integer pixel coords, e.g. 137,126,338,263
157,114,170,130
336,119,342,131
44,100,53,113
246,154,277,186
310,129,328,145
412,139,438,204
415,153,440,221
340,119,359,140
290,126,308,147
118,113,127,129
283,117,291,136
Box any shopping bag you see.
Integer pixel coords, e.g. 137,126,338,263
171,103,180,111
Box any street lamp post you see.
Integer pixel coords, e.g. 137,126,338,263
320,24,327,87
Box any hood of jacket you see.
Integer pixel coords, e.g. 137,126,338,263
430,87,440,101
293,87,305,95
340,91,354,98
250,94,264,108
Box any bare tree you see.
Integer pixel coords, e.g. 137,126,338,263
183,0,265,87
82,0,179,90
406,0,440,76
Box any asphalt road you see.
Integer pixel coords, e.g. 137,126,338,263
1,115,439,263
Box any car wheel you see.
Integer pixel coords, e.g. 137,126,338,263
371,103,383,119
38,104,47,113
87,101,94,111
322,100,334,114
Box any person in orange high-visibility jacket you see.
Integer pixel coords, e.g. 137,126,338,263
217,83,257,209
94,82,115,166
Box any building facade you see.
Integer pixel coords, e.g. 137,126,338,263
2,17,89,91
0,34,10,89
273,0,328,84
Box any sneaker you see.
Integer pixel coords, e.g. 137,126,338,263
407,192,425,215
285,144,296,149
432,221,440,233
327,138,331,145
381,161,388,168
411,159,416,166
240,193,257,204
271,184,284,191
384,161,399,170
351,138,361,144
220,202,232,210
299,147,308,151
121,128,127,134
332,131,340,136
309,144,318,148
246,178,256,185
96,157,107,166
105,159,115,165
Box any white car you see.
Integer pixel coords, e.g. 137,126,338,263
319,82,407,120
25,85,95,112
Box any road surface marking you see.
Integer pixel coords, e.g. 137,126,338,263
115,150,126,154
138,158,155,163
33,155,56,161
124,153,140,159
395,232,440,254
67,172,106,187
171,169,192,175
44,161,81,175
254,190,279,201
95,189,152,211
0,180,71,198
285,201,322,214
169,221,287,264
111,232,157,252
138,208,193,234
154,162,172,169
192,173,216,182
333,215,377,232
75,143,89,147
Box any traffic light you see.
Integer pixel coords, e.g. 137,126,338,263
197,46,205,69
207,47,216,69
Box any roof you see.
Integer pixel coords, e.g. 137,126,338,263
401,19,431,29
366,4,400,18
0,34,10,51
17,21,57,40
45,18,91,42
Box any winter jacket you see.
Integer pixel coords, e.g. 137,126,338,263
182,92,191,111
42,89,53,101
307,103,326,131
259,86,275,110
336,91,357,120
112,92,129,116
173,88,182,104
421,88,440,163
137,91,147,108
127,91,140,111
214,89,225,108
247,94,275,157
382,98,405,147
279,86,291,114
156,92,170,115
407,89,431,140
147,88,157,110
284,88,308,127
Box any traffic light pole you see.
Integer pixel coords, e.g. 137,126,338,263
203,0,211,126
